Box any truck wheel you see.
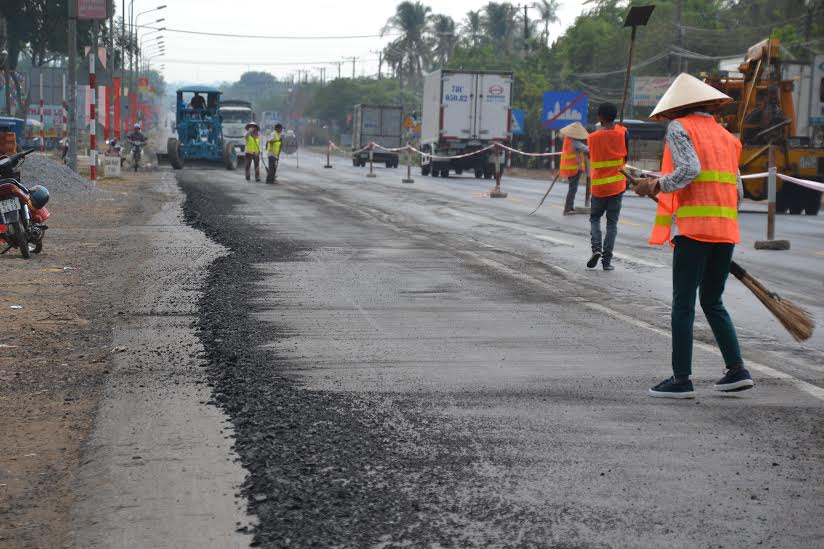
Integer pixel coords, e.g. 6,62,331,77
776,187,791,214
474,169,483,179
352,158,358,167
421,164,431,176
804,187,822,216
167,138,183,170
385,160,392,168
223,143,237,170
455,169,463,175
483,166,493,179
440,169,449,178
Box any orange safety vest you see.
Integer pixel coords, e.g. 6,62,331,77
588,125,627,197
559,137,584,178
649,114,741,246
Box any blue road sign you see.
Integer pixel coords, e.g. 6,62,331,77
542,91,588,130
511,109,525,136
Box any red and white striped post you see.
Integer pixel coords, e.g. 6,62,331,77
89,47,97,181
489,143,507,198
62,73,67,141
39,73,45,153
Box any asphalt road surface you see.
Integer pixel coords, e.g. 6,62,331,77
166,152,824,548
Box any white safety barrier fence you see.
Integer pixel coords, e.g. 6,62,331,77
626,165,824,193
328,144,824,195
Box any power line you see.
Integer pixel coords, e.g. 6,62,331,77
138,24,398,40
577,50,670,79
157,57,381,67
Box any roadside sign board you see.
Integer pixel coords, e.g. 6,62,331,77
75,0,111,19
511,109,525,135
631,76,675,107
542,91,588,129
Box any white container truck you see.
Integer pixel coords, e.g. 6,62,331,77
352,104,402,168
421,69,513,178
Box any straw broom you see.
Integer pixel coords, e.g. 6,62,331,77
620,168,815,342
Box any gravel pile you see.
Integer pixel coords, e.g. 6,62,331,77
21,154,100,195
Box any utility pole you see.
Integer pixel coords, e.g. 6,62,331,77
337,62,342,80
675,0,684,74
68,6,78,170
523,4,529,53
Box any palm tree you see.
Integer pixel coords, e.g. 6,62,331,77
462,10,484,48
382,1,432,89
482,2,520,53
534,0,561,45
430,14,457,68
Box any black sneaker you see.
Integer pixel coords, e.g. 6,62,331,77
587,252,602,268
714,368,754,392
648,376,696,399
602,262,614,271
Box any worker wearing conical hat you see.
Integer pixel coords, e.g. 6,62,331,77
632,73,753,399
558,122,589,215
244,122,261,182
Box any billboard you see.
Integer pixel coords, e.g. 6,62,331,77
542,91,588,129
27,104,65,138
77,0,109,19
632,76,675,107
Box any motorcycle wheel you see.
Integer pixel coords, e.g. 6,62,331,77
33,239,43,254
10,222,30,259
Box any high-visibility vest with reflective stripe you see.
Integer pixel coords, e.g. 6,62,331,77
587,125,627,197
649,114,742,246
559,137,584,178
245,134,261,154
267,133,282,156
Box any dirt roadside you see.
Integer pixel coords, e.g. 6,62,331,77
0,173,165,548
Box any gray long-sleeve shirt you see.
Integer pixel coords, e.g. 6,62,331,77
658,113,743,201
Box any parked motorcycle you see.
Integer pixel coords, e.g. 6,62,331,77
0,149,50,259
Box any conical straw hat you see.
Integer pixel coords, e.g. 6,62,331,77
649,73,732,120
559,121,589,140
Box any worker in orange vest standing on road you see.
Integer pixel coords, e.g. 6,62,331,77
558,121,589,215
631,73,752,399
586,103,628,270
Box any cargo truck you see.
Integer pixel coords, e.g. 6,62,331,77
219,99,255,156
420,69,513,178
352,104,402,168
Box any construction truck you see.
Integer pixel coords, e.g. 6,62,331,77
420,69,513,178
705,38,823,215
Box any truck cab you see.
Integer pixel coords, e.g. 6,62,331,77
219,99,255,153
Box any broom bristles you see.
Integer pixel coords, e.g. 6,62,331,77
738,275,815,342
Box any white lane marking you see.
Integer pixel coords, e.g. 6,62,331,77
471,254,824,402
529,234,573,247
610,252,667,269
584,302,824,402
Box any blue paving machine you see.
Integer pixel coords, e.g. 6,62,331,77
165,86,237,170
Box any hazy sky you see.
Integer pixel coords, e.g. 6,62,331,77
136,1,587,85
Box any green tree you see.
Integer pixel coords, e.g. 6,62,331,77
382,1,432,89
533,0,561,45
430,14,457,69
482,2,521,54
461,10,484,48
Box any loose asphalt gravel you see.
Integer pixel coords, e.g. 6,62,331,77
21,154,99,195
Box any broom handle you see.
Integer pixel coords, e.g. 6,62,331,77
620,168,749,281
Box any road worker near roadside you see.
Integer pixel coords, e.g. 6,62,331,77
586,103,629,270
265,123,283,184
631,73,753,399
244,122,261,182
558,121,589,215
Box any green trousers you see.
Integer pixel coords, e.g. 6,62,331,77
671,236,744,378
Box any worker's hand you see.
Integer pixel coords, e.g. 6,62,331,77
632,177,659,197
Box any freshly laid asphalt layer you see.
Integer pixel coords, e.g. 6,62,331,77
175,156,824,548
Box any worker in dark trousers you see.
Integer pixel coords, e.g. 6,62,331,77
265,124,283,184
632,73,752,399
244,122,261,182
558,121,589,215
586,103,629,270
